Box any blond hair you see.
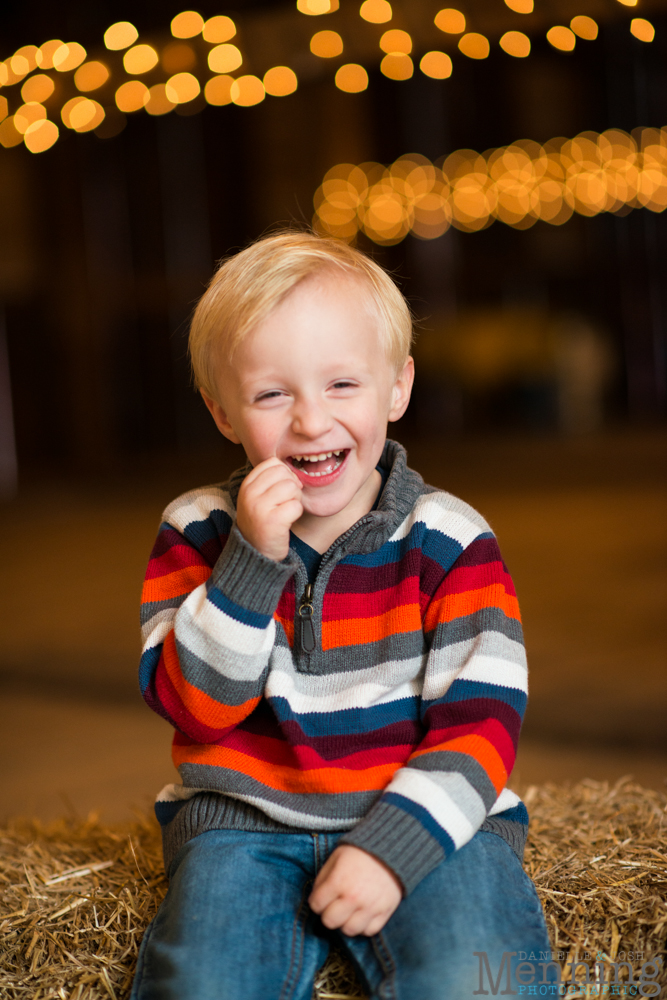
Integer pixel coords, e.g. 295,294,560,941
189,231,413,401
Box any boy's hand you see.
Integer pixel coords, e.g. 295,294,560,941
308,844,403,937
236,457,303,562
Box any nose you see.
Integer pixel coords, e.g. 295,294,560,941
290,395,334,440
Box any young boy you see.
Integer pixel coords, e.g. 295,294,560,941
132,232,551,1000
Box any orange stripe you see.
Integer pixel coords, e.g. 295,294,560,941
162,632,260,729
274,614,294,646
322,603,422,650
423,584,520,633
142,565,211,604
172,741,402,793
411,734,508,792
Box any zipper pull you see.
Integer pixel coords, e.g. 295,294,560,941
298,582,316,654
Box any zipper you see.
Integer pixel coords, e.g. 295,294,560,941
297,582,316,654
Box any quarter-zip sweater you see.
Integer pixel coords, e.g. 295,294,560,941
140,440,529,894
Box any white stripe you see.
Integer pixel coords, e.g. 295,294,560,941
386,768,478,848
143,618,175,652
179,585,276,657
389,498,487,549
422,653,528,701
164,487,234,533
489,787,522,815
266,669,422,714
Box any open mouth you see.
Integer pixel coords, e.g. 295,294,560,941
287,449,348,478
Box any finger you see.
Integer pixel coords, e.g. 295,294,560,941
362,912,391,937
243,461,301,495
317,896,356,931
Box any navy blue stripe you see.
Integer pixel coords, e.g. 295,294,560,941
268,694,421,735
423,679,527,715
382,791,456,854
139,644,162,694
206,586,274,629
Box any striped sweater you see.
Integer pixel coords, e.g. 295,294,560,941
140,440,529,893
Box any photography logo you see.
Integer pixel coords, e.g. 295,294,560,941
473,951,664,996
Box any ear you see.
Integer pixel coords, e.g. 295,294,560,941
388,357,415,423
200,391,242,445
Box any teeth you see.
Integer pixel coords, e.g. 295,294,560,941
291,450,345,463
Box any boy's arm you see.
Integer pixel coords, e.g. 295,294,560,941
339,532,527,897
139,501,295,740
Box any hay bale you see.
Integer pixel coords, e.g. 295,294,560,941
1,778,665,999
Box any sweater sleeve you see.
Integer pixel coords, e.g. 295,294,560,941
340,532,527,894
139,500,296,743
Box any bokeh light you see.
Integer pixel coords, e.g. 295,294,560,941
14,103,47,134
123,45,159,75
310,31,343,58
334,63,369,92
380,54,413,80
171,11,205,39
37,40,64,69
297,0,338,13
204,75,234,105
53,43,87,72
359,0,392,24
434,9,466,34
74,62,110,92
21,74,56,103
104,23,138,51
630,19,655,43
115,80,149,113
0,96,7,121
70,99,104,132
0,117,23,148
419,51,453,79
208,44,243,74
230,75,265,106
24,119,59,153
165,72,201,104
313,128,667,245
145,84,176,116
13,46,40,74
500,31,531,58
162,43,196,74
616,0,638,6
547,27,576,52
379,30,412,54
203,16,236,43
504,0,533,12
263,66,298,96
458,33,490,59
570,17,598,41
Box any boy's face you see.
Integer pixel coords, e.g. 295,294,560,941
203,271,414,522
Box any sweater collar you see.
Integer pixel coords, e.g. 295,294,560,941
226,439,425,556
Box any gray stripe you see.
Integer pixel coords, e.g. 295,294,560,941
141,596,186,628
340,800,445,896
177,763,381,820
176,607,274,683
480,816,528,862
174,639,268,706
432,608,524,648
407,753,498,810
427,633,527,674
287,631,427,675
208,525,296,616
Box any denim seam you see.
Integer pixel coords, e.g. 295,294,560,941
279,882,311,1000
129,917,155,999
372,931,398,1000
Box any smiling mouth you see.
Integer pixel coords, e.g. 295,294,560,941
287,449,348,477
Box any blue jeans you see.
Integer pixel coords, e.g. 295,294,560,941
130,828,552,1000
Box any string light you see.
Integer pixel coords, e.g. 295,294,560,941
310,31,344,58
547,26,576,52
630,19,655,42
381,53,413,80
419,51,452,79
359,0,392,24
434,9,465,34
21,74,55,102
263,66,298,96
53,43,87,72
208,44,243,74
170,11,205,39
230,75,265,106
202,17,236,43
204,75,234,105
458,33,490,59
334,63,369,92
23,118,58,152
499,31,531,58
379,30,412,54
570,17,598,41
165,72,200,104
104,23,138,51
123,45,159,75
297,0,339,14
504,0,533,12
74,61,110,92
313,129,667,244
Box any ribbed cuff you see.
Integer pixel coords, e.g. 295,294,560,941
340,800,446,896
209,525,296,616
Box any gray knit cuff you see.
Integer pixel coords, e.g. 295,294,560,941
209,524,296,616
340,800,446,896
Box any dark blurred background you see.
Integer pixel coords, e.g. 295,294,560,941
1,0,665,820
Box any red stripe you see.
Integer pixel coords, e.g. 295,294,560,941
322,575,419,621
145,545,210,580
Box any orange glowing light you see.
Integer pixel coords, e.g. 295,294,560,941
263,66,298,96
70,98,104,131
145,84,177,116
458,33,490,59
504,0,533,12
0,117,22,147
297,0,339,12
616,0,637,6
10,55,30,78
434,9,465,34
204,75,234,105
24,118,59,152
53,43,87,72
230,75,265,106
14,46,40,73
162,43,196,74
208,44,243,74
380,29,412,54
21,74,55,103
203,16,236,43
104,22,138,50
171,11,205,39
499,31,531,58
123,45,159,75
570,17,598,40
74,61,109,91
38,41,65,69
419,51,453,79
335,63,369,92
380,53,413,80
310,31,343,57
165,72,201,104
630,19,655,42
0,96,7,121
547,27,576,51
14,103,47,134
115,80,149,112
359,0,392,24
